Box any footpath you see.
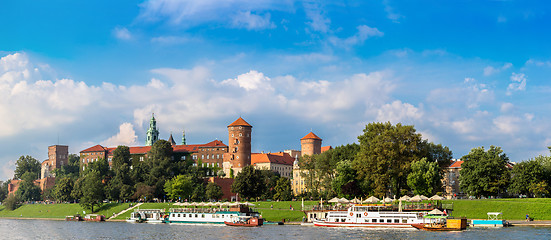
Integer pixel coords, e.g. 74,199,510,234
107,203,143,221
508,220,551,226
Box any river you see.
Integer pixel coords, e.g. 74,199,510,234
0,219,550,240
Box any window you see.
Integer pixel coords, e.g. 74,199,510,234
386,219,392,223
394,219,399,223
239,133,242,137
379,219,384,223
217,154,220,159
372,219,377,223
178,214,181,217
183,214,186,217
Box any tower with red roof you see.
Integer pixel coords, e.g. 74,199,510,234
223,117,252,176
300,132,322,156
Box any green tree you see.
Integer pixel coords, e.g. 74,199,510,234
52,177,75,202
53,154,80,179
146,140,177,198
459,146,510,198
331,160,357,198
133,183,155,201
407,158,440,196
529,181,549,198
354,122,423,197
79,170,105,213
509,160,546,197
164,175,195,201
192,182,206,201
108,146,134,201
273,177,292,201
16,172,42,201
231,165,266,200
259,170,280,200
14,155,41,180
0,181,8,203
3,194,20,211
206,182,223,201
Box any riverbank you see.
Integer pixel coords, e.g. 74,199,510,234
2,198,551,222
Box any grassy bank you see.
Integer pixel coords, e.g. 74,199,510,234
445,198,551,220
0,203,127,219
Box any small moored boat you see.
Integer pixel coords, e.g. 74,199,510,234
224,216,263,227
65,214,83,221
84,214,105,222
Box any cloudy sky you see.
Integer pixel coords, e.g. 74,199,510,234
2,1,551,180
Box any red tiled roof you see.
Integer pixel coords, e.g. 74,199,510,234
449,160,463,168
80,145,108,153
228,117,252,127
301,132,322,140
251,152,294,166
321,146,332,153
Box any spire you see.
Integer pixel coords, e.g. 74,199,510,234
146,113,159,146
169,133,176,145
181,129,187,145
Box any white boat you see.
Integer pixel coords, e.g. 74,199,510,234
313,204,436,228
126,209,165,223
163,204,261,224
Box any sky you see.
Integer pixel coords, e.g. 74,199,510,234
1,0,551,180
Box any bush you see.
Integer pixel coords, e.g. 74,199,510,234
4,195,20,211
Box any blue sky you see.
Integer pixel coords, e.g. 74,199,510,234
1,0,551,179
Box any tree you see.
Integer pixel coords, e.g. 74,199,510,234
459,146,510,198
509,160,546,197
16,172,42,202
206,182,223,201
354,122,423,197
259,170,280,200
332,160,357,198
14,155,41,180
52,177,75,202
0,181,8,203
133,183,155,201
231,165,266,200
108,146,134,201
146,140,177,198
53,154,80,179
79,170,105,213
407,158,440,196
164,175,194,201
3,194,20,211
273,177,292,201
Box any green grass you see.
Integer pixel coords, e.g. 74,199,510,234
444,198,551,220
0,203,127,219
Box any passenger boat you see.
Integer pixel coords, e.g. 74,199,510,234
224,215,263,227
83,214,105,222
65,214,83,221
126,209,165,223
313,204,437,228
163,203,262,224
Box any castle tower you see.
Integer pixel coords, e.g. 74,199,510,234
223,117,252,176
146,113,159,146
300,132,322,156
41,145,68,178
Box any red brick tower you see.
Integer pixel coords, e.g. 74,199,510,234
223,117,252,176
301,132,322,156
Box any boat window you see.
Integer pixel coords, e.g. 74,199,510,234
341,219,345,222
372,219,376,223
402,219,407,223
335,219,339,222
177,214,180,217
202,214,205,218
183,214,186,217
195,214,198,218
357,214,361,218
387,219,392,223
394,219,399,223
364,219,368,223
172,214,175,217
379,219,384,223
222,215,224,218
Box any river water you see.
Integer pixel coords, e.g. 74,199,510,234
1,219,550,240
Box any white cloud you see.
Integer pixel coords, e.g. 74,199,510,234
102,123,138,147
483,62,512,76
221,70,273,91
507,72,527,95
383,0,403,23
138,0,290,29
500,102,514,112
303,1,331,33
376,100,423,124
231,11,275,30
113,27,132,40
329,25,383,48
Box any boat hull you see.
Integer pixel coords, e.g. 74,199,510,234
313,220,416,228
